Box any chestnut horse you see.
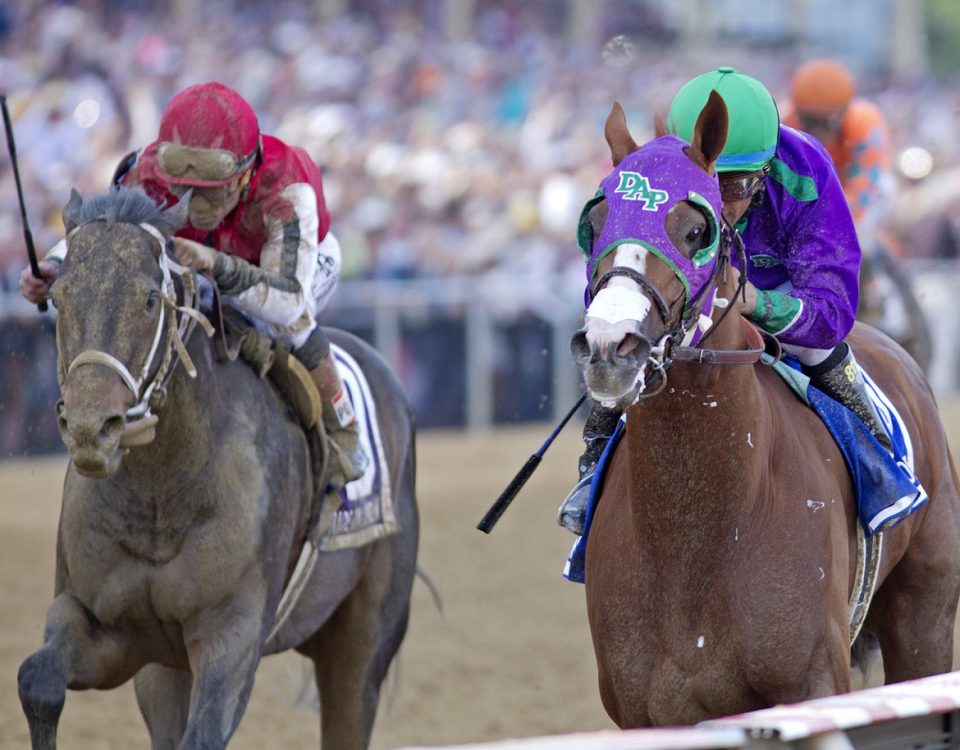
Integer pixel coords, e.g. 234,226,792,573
16,188,419,749
572,93,960,727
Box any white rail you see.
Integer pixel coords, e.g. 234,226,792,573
397,670,960,750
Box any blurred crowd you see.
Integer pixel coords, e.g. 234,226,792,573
1,1,958,296
1,0,960,451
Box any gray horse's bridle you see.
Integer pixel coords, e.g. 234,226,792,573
57,222,214,447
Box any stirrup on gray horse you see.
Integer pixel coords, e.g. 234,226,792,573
805,341,893,453
557,403,622,536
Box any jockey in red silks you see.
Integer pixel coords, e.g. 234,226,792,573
558,67,891,536
20,81,367,491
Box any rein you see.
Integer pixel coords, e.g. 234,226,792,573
668,225,778,365
591,224,779,401
57,221,214,447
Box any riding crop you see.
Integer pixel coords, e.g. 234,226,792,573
477,392,587,534
1,94,46,312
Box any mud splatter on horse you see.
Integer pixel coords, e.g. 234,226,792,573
572,93,960,727
17,188,419,749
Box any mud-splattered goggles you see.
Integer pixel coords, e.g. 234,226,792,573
156,142,258,187
718,164,769,202
167,180,242,204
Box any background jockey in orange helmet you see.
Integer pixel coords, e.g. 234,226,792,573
19,82,367,491
782,59,896,255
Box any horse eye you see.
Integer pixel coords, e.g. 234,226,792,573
146,290,160,312
686,225,704,244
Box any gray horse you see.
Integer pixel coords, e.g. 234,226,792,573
17,188,419,749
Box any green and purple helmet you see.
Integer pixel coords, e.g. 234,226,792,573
667,67,780,174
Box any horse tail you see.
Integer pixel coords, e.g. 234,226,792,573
416,564,444,615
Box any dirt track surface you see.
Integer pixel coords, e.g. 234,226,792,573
2,403,959,749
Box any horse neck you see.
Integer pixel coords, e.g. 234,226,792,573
117,333,222,491
624,311,770,551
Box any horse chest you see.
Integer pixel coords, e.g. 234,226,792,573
64,487,259,625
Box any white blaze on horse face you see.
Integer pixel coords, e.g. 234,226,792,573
584,243,652,349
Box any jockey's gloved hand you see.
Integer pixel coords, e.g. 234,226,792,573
172,237,218,273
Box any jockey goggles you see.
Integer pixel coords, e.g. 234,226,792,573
167,180,241,204
797,111,844,135
156,142,258,187
718,164,769,202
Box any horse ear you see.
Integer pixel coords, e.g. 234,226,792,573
605,101,639,167
62,189,83,233
687,90,729,174
163,191,192,233
653,110,668,138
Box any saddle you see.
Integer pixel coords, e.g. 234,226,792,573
211,303,331,546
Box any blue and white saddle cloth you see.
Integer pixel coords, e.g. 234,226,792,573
563,356,928,584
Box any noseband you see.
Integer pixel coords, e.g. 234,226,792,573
57,222,214,447
590,226,773,398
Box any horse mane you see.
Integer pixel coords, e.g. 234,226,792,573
66,187,185,237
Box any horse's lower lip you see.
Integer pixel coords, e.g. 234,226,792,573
70,448,117,478
590,389,631,406
583,363,646,408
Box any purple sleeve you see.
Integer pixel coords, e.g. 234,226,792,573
744,127,862,350
777,163,861,348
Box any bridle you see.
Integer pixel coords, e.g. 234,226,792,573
56,221,214,447
588,220,776,399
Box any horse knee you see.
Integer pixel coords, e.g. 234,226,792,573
18,647,68,728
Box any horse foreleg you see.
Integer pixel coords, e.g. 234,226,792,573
176,591,264,750
134,664,191,750
18,593,140,750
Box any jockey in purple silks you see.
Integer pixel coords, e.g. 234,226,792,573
558,67,891,536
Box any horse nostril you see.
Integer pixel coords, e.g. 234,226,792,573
570,330,589,361
101,415,125,444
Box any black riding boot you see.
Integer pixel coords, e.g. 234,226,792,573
557,403,622,536
805,342,893,453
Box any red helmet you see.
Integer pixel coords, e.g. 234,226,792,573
790,59,856,117
155,82,260,187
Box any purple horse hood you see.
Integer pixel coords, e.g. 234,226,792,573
583,135,723,310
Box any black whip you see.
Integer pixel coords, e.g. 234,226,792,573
1,94,46,313
477,392,587,534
